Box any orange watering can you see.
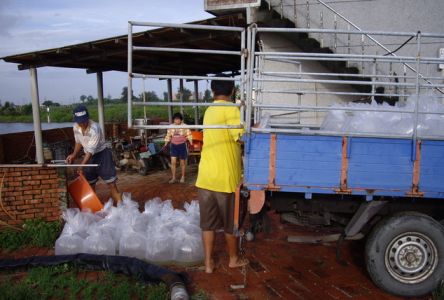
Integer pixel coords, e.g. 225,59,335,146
68,174,103,213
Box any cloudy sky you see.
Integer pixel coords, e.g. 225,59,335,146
0,0,213,105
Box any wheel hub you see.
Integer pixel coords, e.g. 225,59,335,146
385,232,438,284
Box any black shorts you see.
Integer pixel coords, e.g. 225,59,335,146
198,188,235,234
170,143,188,160
84,148,117,185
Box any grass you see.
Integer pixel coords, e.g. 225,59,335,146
0,219,61,251
0,265,169,300
0,103,206,124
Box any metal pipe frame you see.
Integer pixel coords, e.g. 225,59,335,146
167,79,173,123
133,101,240,107
257,51,443,64
260,55,441,65
133,125,242,130
259,88,415,99
0,164,99,168
127,22,133,129
254,104,414,114
251,127,416,139
129,21,244,32
193,80,199,125
30,67,44,164
254,77,417,87
133,46,241,56
127,21,245,129
260,71,444,81
255,26,444,38
413,33,422,140
132,74,239,81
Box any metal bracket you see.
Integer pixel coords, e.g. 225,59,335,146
344,201,387,237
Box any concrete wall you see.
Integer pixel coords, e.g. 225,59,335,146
262,0,444,95
258,33,361,126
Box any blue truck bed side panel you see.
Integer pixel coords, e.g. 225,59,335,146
420,140,444,192
275,135,342,187
244,133,444,198
244,133,270,185
347,138,413,191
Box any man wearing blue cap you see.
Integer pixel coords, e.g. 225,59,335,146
66,105,122,203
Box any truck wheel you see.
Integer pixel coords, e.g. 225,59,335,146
365,212,444,297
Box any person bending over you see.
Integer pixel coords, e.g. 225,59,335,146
66,105,122,203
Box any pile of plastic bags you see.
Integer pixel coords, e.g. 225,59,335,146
320,94,444,137
55,194,203,264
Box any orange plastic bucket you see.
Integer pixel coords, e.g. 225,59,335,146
68,174,103,213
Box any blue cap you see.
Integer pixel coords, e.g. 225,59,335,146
73,105,89,123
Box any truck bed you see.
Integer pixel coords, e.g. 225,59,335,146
244,133,444,199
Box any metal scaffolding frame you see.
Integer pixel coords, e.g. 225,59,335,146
249,26,444,141
125,21,444,141
127,21,247,130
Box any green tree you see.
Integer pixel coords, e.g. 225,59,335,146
163,92,169,101
175,88,192,101
120,87,137,102
80,95,87,103
0,101,18,115
203,89,212,102
139,91,159,102
21,103,33,115
42,100,60,106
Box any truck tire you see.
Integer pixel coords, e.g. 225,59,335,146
365,212,444,297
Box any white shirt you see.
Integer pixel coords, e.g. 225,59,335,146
73,120,106,155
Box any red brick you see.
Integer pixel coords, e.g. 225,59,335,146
18,213,34,220
49,174,59,179
24,190,41,195
5,171,21,177
41,179,56,184
34,175,50,180
23,180,41,186
6,181,21,187
25,209,43,214
26,199,42,205
17,205,34,210
39,184,51,190
34,212,47,218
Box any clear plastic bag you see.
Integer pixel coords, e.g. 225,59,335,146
82,232,115,255
119,230,147,259
55,234,84,255
145,226,174,263
172,227,204,263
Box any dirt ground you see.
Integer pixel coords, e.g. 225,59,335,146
93,164,430,300
0,164,431,299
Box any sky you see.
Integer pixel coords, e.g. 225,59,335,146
0,0,213,105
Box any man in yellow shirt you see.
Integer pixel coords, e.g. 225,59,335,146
195,76,248,273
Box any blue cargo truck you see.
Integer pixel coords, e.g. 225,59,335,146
242,133,444,297
237,26,444,298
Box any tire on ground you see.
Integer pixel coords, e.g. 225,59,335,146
365,211,444,297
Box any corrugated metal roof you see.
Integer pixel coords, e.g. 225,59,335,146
1,14,246,76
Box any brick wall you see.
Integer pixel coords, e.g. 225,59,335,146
0,167,67,226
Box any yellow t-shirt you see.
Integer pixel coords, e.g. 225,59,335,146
195,100,244,193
